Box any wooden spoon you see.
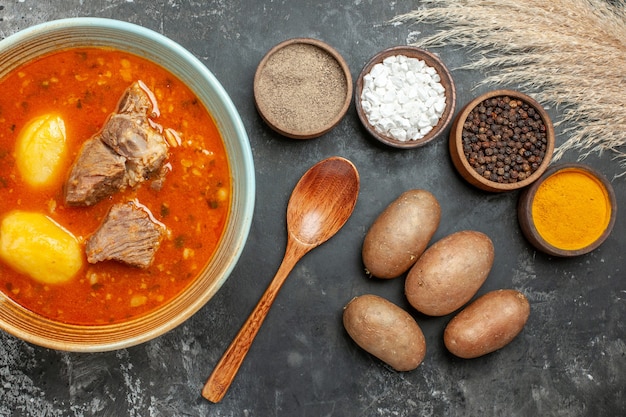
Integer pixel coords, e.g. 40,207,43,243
202,156,360,403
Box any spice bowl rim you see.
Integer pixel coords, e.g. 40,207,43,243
0,18,255,352
449,89,555,192
517,163,617,257
354,45,457,149
253,37,353,140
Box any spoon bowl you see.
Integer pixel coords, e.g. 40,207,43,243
288,157,361,246
202,156,359,403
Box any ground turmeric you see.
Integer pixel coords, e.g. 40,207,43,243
531,168,611,251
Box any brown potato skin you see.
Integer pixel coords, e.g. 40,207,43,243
343,294,426,371
444,289,530,358
362,189,441,279
405,230,494,316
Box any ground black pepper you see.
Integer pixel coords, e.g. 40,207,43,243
461,95,547,184
255,42,348,136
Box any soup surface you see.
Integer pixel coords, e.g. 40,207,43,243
0,47,230,325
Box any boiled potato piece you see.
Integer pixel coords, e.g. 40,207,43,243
362,189,441,279
0,211,83,284
15,114,67,187
343,294,426,371
444,289,530,358
405,230,494,316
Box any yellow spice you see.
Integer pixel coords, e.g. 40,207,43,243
531,168,611,250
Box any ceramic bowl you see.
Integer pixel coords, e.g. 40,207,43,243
254,38,352,139
355,45,456,149
517,163,617,257
449,89,555,192
0,18,255,352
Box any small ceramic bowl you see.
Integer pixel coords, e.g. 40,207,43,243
517,163,617,257
355,45,456,149
449,89,555,192
254,38,352,139
0,18,255,352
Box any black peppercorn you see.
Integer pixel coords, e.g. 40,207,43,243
461,95,547,184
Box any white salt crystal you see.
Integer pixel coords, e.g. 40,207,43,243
434,99,446,113
374,73,388,88
406,127,420,140
390,75,405,89
389,127,408,141
380,103,395,118
382,89,397,104
417,115,432,128
402,101,418,115
382,56,397,65
369,63,386,78
363,74,374,90
396,90,409,105
374,86,387,97
433,83,446,94
360,54,447,142
368,108,381,122
420,126,433,136
376,117,394,131
414,72,431,84
393,115,412,130
416,88,430,102
408,59,425,72
405,71,416,85
362,89,380,106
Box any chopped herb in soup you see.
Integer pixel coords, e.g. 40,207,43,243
0,48,230,325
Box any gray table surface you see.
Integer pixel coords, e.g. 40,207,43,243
1,1,624,416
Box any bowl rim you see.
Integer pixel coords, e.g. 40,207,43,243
355,45,457,149
517,162,617,257
253,37,353,139
449,89,555,192
0,17,255,352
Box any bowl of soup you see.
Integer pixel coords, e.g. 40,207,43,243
0,18,255,351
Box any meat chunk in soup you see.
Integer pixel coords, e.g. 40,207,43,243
117,80,156,115
64,81,170,206
86,201,165,269
63,136,127,206
100,82,169,187
99,113,169,187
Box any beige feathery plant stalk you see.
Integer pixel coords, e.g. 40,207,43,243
393,0,626,176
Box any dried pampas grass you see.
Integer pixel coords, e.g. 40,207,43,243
393,0,626,176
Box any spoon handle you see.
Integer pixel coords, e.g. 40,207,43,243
202,239,309,403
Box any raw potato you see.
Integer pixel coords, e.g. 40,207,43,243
343,294,426,371
405,230,494,316
15,113,67,187
362,189,441,279
444,289,530,358
0,211,83,284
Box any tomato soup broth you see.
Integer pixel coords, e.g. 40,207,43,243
0,48,231,325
